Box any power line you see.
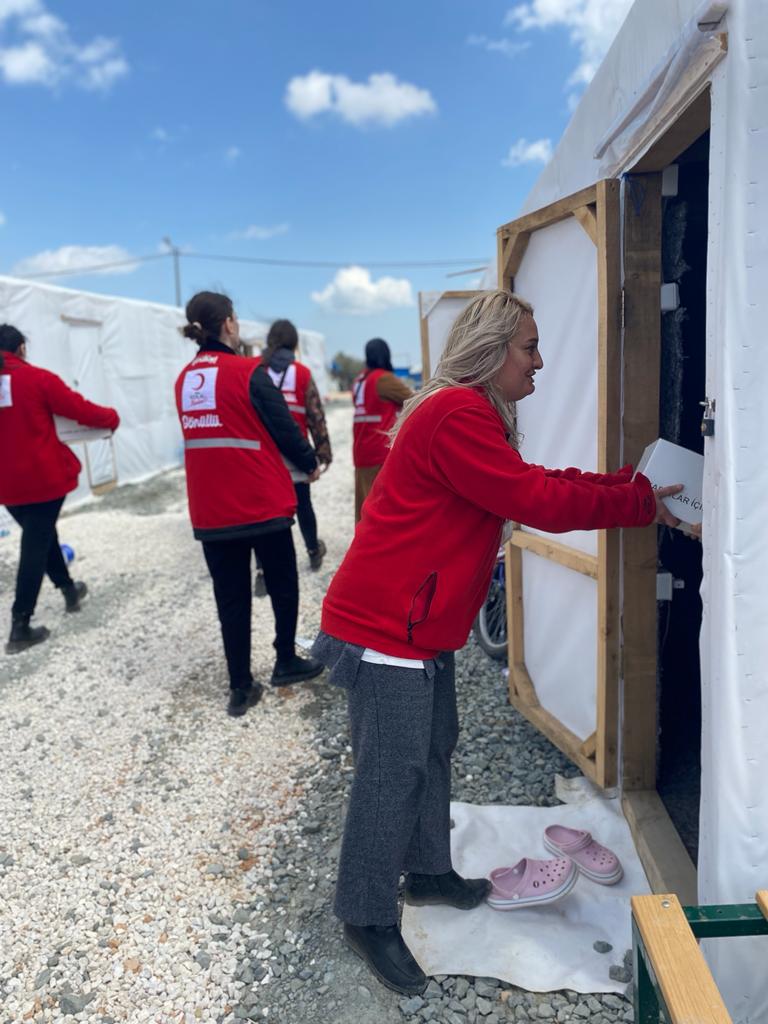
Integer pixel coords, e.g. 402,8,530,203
15,249,489,281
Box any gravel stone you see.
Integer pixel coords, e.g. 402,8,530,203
610,966,633,984
593,941,613,954
400,995,425,1014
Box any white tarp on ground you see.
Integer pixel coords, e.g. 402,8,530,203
0,275,327,509
485,0,768,1018
402,787,650,994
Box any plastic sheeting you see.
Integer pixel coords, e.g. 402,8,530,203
402,790,650,994
419,292,479,379
0,276,327,509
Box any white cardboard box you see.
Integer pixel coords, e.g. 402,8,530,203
635,438,704,524
54,416,113,444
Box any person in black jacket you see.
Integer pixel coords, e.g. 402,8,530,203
178,291,324,716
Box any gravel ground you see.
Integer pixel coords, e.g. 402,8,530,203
0,401,635,1024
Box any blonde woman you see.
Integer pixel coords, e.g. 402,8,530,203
312,291,681,995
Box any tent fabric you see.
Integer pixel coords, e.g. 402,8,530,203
0,276,326,508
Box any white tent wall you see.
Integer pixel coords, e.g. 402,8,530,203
497,0,767,1018
0,276,267,507
297,329,329,399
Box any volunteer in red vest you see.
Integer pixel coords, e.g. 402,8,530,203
312,291,683,995
258,318,331,577
175,292,323,717
352,338,411,522
0,324,120,655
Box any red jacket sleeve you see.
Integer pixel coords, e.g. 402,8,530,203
39,369,120,431
532,463,634,486
428,405,655,531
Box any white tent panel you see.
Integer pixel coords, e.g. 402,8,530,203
421,293,477,378
298,329,329,399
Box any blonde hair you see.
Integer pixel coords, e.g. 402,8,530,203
391,289,533,447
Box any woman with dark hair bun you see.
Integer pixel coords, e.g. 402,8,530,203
0,324,119,654
351,337,412,522
175,291,323,717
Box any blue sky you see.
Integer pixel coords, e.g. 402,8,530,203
0,0,633,365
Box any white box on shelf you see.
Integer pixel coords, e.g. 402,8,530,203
635,438,704,525
54,416,113,444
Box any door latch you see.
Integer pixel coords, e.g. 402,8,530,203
700,396,716,437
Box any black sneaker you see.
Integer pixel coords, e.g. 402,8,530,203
63,581,88,612
6,615,50,655
343,924,427,996
227,682,264,717
308,539,327,572
404,868,491,909
270,654,324,687
253,572,268,598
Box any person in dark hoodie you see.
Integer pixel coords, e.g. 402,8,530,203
258,320,331,583
175,292,324,717
351,338,412,522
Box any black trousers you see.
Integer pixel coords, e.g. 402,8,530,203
294,481,318,554
6,497,72,618
202,527,298,689
334,652,458,926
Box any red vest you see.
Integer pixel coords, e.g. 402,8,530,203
174,349,296,536
322,387,656,659
352,369,398,468
0,353,119,506
265,359,311,438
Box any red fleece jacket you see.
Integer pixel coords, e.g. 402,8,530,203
321,386,655,659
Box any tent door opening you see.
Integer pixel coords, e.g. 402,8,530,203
63,317,117,494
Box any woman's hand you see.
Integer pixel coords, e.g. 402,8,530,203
307,468,321,483
653,484,684,527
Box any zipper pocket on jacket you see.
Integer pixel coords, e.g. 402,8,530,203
407,572,438,645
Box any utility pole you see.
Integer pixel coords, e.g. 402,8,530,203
162,236,182,307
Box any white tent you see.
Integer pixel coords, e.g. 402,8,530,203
0,275,327,506
430,1,767,1017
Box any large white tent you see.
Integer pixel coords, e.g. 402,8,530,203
430,0,767,1017
0,275,327,507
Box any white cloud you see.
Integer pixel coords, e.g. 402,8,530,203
311,265,414,315
502,137,553,167
13,244,138,278
467,34,530,59
225,145,241,163
0,1,129,90
285,70,436,127
506,0,633,88
233,223,290,241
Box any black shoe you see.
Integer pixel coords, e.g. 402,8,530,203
343,924,427,996
63,581,88,612
227,682,264,717
6,614,50,655
270,654,324,687
253,572,268,598
308,539,327,572
404,869,491,910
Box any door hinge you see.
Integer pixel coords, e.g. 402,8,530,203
700,396,716,436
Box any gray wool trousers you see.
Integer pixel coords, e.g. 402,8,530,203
331,650,459,926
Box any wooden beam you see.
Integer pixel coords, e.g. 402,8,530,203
623,791,698,905
509,665,539,707
573,204,598,245
621,172,663,791
632,894,732,1024
508,691,600,781
419,314,431,381
510,529,598,578
498,183,598,238
757,891,768,921
580,732,597,759
631,89,711,173
595,178,621,789
504,541,526,704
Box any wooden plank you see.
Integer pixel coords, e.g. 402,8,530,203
504,541,526,703
580,732,597,759
573,204,598,245
621,172,663,791
510,529,598,578
510,665,538,707
498,183,598,239
623,791,698,905
632,893,732,1024
757,891,768,921
595,178,622,789
631,89,711,173
508,691,600,781
496,228,509,289
419,314,431,381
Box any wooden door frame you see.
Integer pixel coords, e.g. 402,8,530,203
498,179,621,789
419,291,482,380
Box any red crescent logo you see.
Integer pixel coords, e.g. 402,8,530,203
192,373,205,390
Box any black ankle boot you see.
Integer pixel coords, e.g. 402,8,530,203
62,581,88,612
227,682,264,717
6,614,50,655
404,868,491,909
343,923,427,995
270,654,324,687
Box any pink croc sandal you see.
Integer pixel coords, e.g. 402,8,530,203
487,857,578,910
543,825,623,885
